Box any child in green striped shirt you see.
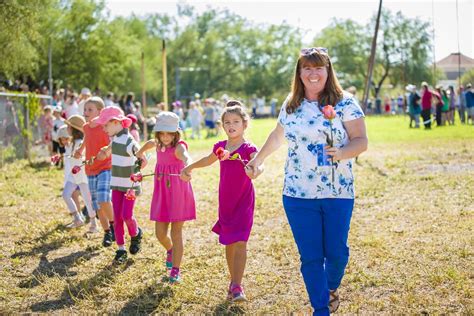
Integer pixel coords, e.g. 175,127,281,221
95,107,145,264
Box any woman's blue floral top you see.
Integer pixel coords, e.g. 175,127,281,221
278,92,365,199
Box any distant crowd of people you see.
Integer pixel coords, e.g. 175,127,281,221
406,82,474,129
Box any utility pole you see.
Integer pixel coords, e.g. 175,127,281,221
456,0,461,87
141,51,148,140
48,38,53,98
362,0,383,113
432,0,437,86
162,40,168,110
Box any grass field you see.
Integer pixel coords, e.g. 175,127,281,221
0,115,472,314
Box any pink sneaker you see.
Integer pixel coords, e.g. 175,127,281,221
231,284,247,302
169,267,181,284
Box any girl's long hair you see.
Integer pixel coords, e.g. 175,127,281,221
70,127,83,152
287,51,343,114
155,131,181,149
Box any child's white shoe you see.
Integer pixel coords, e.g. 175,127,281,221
87,218,99,233
66,218,85,229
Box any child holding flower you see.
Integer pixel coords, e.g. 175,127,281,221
73,97,115,247
180,101,260,302
135,111,195,283
57,120,97,232
94,107,144,264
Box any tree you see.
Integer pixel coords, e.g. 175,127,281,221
370,10,433,98
0,0,51,78
313,19,370,90
460,69,474,86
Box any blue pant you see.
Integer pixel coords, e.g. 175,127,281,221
283,196,354,315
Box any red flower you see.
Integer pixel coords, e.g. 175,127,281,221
215,147,230,160
130,172,143,182
125,188,136,200
322,105,336,120
50,155,61,164
71,165,81,174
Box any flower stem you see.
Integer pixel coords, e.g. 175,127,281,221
329,122,335,186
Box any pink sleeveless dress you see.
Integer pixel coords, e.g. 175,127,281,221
212,140,257,245
150,141,196,222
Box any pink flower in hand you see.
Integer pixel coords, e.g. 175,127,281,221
215,147,230,160
71,165,81,174
125,189,136,200
322,105,336,120
51,155,61,164
130,172,143,182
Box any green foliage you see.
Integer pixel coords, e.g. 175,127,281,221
2,2,436,103
371,10,433,97
460,68,474,86
313,19,370,89
0,0,52,77
313,10,434,98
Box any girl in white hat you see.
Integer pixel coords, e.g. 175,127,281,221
136,111,196,283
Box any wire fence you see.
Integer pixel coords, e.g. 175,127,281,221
0,92,52,167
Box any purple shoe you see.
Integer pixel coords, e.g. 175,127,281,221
231,284,247,302
169,267,181,284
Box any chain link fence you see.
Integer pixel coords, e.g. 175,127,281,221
0,92,52,167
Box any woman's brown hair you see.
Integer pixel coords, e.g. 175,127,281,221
155,131,181,148
286,51,343,114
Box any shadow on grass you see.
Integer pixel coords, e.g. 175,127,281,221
212,300,246,315
30,260,133,312
29,160,53,171
18,248,100,288
118,283,174,315
362,159,388,177
12,223,80,259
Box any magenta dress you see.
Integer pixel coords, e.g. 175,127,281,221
212,140,257,245
150,141,196,222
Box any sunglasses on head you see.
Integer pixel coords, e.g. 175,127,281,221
300,47,329,56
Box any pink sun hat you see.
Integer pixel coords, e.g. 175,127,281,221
93,106,132,128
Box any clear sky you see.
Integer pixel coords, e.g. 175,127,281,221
105,0,473,61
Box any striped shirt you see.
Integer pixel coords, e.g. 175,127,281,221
111,129,141,194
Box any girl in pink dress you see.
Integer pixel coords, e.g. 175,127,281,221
136,111,195,283
181,100,259,302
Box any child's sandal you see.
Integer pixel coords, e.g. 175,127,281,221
329,289,340,313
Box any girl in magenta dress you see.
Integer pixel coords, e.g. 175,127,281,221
136,111,195,283
181,100,258,302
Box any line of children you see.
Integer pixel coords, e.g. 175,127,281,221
56,98,260,301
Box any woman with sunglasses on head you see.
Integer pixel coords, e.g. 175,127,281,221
245,47,368,315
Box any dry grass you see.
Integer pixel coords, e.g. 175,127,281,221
0,116,472,314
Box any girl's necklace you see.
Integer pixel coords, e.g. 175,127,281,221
225,140,245,153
